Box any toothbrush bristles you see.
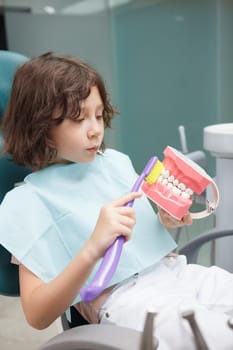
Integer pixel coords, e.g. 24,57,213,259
145,160,164,184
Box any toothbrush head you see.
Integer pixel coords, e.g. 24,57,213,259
145,160,164,184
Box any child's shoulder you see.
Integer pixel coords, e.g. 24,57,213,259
2,182,39,206
0,182,46,223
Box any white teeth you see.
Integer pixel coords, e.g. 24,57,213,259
158,175,163,182
156,167,192,200
186,188,193,195
162,169,170,178
178,183,186,191
172,187,181,195
181,192,190,199
168,175,175,182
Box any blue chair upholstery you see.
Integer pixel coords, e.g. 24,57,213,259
0,50,30,203
0,244,19,296
0,50,30,296
0,50,29,117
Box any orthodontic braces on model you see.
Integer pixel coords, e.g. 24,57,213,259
142,146,219,220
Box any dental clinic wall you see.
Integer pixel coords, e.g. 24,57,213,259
4,0,233,176
111,0,233,175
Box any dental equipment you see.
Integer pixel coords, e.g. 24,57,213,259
204,123,233,272
182,310,209,350
140,310,158,350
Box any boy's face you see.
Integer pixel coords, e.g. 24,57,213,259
51,86,104,163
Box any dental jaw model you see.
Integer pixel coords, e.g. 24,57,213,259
142,146,219,220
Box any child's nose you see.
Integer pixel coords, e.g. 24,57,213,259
87,120,102,138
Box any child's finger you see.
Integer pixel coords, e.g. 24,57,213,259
111,192,142,207
181,212,192,226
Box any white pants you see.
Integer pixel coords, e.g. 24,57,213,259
99,256,233,349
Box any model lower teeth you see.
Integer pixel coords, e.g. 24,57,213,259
158,168,193,199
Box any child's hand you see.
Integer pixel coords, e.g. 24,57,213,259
157,206,192,230
88,192,142,259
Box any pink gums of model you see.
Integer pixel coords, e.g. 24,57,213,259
142,146,219,220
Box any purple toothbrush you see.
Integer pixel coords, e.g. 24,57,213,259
80,156,158,302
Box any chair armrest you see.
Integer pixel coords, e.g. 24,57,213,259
39,324,143,350
0,245,20,296
178,228,233,264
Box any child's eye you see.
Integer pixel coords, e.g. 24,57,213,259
96,115,103,120
76,117,84,123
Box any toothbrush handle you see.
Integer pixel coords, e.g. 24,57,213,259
79,173,145,302
80,157,158,302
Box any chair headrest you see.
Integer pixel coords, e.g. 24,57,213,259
0,50,29,119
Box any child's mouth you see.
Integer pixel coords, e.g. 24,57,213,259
87,146,99,153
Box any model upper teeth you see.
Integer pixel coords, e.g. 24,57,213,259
162,169,170,178
157,168,193,199
168,175,175,182
178,182,186,191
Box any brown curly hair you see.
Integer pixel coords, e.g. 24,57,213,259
1,52,117,170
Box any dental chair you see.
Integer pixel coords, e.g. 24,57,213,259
0,50,31,296
0,50,30,203
179,228,233,264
